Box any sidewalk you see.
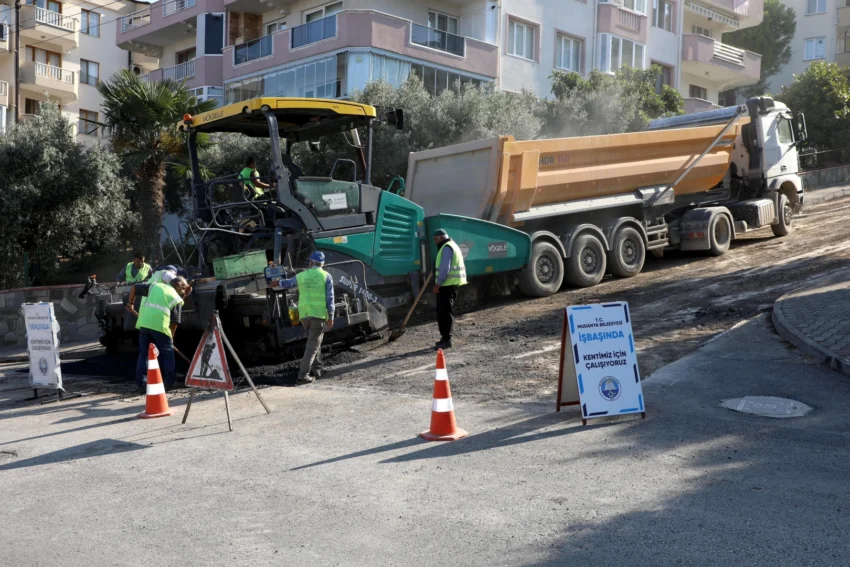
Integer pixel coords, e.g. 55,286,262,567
805,183,850,205
773,268,850,376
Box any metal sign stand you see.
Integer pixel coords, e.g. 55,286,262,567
182,313,270,431
24,388,83,405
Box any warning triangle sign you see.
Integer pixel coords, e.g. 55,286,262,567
186,316,234,391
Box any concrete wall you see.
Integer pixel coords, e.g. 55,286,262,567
801,164,850,190
0,284,106,347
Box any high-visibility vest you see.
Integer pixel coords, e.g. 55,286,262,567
436,240,467,286
136,283,184,338
295,268,332,320
240,167,263,198
139,270,173,307
125,262,151,283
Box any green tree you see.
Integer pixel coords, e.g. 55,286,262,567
776,61,850,150
97,70,216,252
0,102,131,287
722,0,796,98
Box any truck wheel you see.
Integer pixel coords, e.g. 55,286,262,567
709,214,732,256
772,194,792,237
566,234,607,288
518,241,564,297
608,226,645,278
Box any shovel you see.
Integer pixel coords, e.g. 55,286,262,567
387,271,433,343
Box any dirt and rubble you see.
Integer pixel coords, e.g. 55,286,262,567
321,196,850,402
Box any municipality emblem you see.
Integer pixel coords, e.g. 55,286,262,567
38,357,49,376
599,377,621,401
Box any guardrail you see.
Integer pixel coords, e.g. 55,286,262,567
35,62,75,84
35,6,76,31
290,14,337,49
617,9,641,31
411,23,465,57
163,0,196,18
714,41,745,65
121,8,151,32
234,35,272,65
162,59,196,81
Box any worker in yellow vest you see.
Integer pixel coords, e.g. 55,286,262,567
273,251,335,385
432,229,467,350
239,156,271,199
116,251,151,283
126,277,192,394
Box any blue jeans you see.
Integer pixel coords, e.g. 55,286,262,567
136,328,176,389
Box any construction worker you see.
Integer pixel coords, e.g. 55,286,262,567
129,265,187,310
432,229,467,350
273,251,335,385
239,156,271,199
116,251,151,283
126,276,192,394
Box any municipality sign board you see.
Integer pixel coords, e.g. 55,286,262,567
556,302,645,424
23,303,62,390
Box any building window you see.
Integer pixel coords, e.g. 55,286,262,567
689,84,708,100
428,11,458,35
599,34,645,73
26,0,61,12
654,63,673,93
804,37,826,60
25,98,40,115
80,9,100,37
176,47,196,64
80,59,99,86
27,47,61,68
806,0,826,14
556,34,581,72
507,19,536,61
305,1,342,23
265,19,286,35
692,25,713,38
623,0,647,13
79,109,98,136
226,53,344,104
652,0,673,32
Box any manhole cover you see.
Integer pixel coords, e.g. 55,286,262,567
721,396,812,418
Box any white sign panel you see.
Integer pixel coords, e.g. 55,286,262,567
23,303,62,390
565,303,644,420
322,193,348,210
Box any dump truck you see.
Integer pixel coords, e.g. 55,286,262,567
91,98,532,358
405,97,808,296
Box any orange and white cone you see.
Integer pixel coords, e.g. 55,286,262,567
138,343,176,419
420,349,468,442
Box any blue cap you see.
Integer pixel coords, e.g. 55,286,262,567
310,251,326,264
433,229,448,238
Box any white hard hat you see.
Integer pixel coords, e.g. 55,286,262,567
161,270,177,284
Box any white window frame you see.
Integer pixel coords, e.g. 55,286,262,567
598,33,645,73
507,18,537,61
80,9,100,38
692,25,713,38
623,0,647,14
804,37,826,60
652,0,673,32
689,84,708,100
305,1,342,23
556,34,582,73
806,0,827,15
265,19,286,35
428,10,458,35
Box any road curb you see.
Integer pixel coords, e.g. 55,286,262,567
773,285,850,378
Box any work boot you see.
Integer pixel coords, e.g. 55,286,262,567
295,375,315,385
434,340,453,350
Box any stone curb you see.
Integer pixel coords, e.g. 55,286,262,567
773,282,850,378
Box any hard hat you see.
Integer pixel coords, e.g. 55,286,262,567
433,229,449,238
310,251,326,264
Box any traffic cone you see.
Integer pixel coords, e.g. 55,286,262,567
420,349,468,441
138,343,176,419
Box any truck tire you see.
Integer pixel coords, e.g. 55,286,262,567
518,241,564,297
708,214,732,256
566,233,607,288
608,226,645,278
771,194,792,237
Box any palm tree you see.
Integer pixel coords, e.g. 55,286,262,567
98,69,217,252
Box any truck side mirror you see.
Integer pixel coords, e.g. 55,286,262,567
793,113,808,144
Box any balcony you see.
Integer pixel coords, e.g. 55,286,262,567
691,0,764,29
116,0,225,58
20,61,78,103
140,55,222,89
0,80,8,108
0,22,8,53
597,3,648,44
411,23,465,57
684,98,722,114
681,34,760,91
223,10,498,82
20,5,79,51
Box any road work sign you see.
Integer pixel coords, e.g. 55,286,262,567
556,303,645,424
185,315,233,391
23,303,62,390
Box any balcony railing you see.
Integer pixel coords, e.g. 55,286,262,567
35,62,75,84
162,60,196,81
714,42,745,65
0,80,7,96
290,14,337,49
121,8,151,32
411,23,465,57
234,35,272,65
163,0,196,18
34,6,76,31
617,9,641,31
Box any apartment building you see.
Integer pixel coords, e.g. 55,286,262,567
114,0,763,114
0,0,155,138
767,0,837,94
